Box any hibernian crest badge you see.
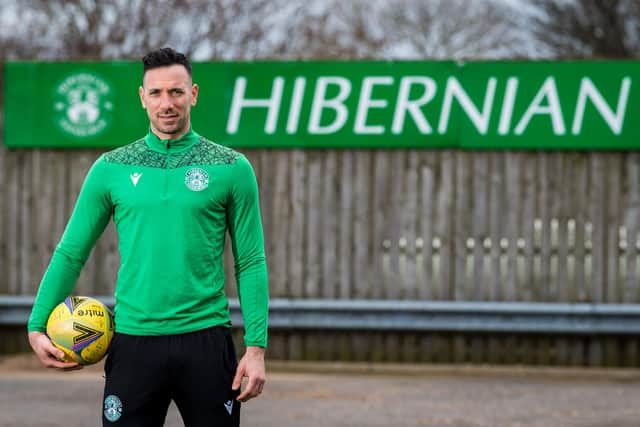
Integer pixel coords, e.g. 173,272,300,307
184,168,210,191
103,395,123,422
54,72,114,138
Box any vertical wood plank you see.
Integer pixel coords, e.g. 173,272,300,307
288,150,306,299
605,154,622,302
504,152,521,301
604,155,623,365
573,155,588,302
266,333,287,361
385,151,405,299
7,150,21,294
36,151,51,292
371,151,389,299
401,334,418,362
353,150,370,298
302,332,322,361
565,154,584,302
484,152,504,360
538,153,553,301
32,150,50,295
321,151,338,299
419,153,435,300
545,155,561,301
384,335,401,362
548,155,564,361
287,335,303,360
623,339,638,367
518,154,537,365
0,145,7,293
53,151,69,254
472,154,489,301
555,154,572,302
454,151,471,300
624,153,640,303
588,154,605,365
337,151,353,299
20,151,34,294
521,153,536,301
589,154,606,303
271,152,290,298
352,333,370,361
0,145,6,292
436,151,454,300
403,150,419,299
305,151,322,298
554,155,569,363
489,152,504,300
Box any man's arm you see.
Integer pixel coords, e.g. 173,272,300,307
227,155,269,401
28,157,112,368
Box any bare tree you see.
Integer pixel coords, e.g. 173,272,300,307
255,0,386,60
530,0,640,58
257,0,523,60
0,0,272,61
379,0,524,59
1,0,526,62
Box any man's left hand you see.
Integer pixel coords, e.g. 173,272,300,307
232,346,266,402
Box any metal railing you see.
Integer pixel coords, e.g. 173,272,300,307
2,296,640,335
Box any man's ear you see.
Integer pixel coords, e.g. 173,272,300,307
139,86,146,109
191,84,199,106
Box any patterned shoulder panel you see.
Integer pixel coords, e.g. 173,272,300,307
171,137,241,168
102,137,241,168
102,139,166,168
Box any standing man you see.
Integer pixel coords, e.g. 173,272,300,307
27,47,268,426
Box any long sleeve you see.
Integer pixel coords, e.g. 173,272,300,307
227,156,269,348
28,157,112,332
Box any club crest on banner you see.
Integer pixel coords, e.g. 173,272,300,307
54,72,114,138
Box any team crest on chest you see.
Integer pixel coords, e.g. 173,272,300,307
184,168,209,191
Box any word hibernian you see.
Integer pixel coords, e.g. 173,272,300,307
226,76,630,136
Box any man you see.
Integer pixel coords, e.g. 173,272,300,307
27,47,268,426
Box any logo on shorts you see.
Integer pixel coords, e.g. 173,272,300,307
224,399,234,415
184,168,209,191
54,72,114,138
103,394,123,422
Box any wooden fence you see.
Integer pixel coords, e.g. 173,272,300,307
1,146,640,366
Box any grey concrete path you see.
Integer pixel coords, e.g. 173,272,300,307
1,355,639,427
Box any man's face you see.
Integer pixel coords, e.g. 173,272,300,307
139,64,198,140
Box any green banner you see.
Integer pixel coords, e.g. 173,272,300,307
3,60,639,149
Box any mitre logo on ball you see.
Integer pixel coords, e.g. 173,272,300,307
54,72,114,138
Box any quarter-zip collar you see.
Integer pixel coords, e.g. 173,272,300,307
145,127,199,154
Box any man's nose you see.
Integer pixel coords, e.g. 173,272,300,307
159,93,174,109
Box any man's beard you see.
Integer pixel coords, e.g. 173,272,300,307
155,116,186,135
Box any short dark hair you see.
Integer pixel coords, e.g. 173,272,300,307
142,47,192,78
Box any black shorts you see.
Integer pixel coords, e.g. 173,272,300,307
102,326,240,426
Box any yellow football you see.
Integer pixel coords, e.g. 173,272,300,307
46,296,114,365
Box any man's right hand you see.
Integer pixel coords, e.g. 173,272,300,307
28,331,82,370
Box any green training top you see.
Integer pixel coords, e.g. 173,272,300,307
28,129,269,347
